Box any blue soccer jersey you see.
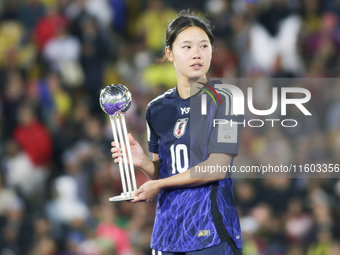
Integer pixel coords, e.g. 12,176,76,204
146,80,243,252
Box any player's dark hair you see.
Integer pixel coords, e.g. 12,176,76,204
160,10,214,62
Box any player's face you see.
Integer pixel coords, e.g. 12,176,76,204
166,26,212,81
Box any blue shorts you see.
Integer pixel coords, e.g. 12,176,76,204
152,240,243,255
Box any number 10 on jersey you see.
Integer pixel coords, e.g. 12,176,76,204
170,144,189,174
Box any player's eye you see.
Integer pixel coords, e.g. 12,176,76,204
201,44,208,48
183,46,191,49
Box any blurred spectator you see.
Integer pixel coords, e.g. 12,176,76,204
18,0,45,38
77,228,115,255
235,181,258,215
322,0,340,17
85,0,113,30
206,0,233,40
165,0,206,12
96,203,133,255
109,0,127,34
66,0,95,39
306,12,340,76
0,21,23,67
143,62,177,89
126,203,153,253
4,140,47,207
326,85,340,162
79,17,108,95
327,241,340,255
300,0,322,36
32,215,53,243
66,0,112,30
249,201,287,253
0,0,20,21
308,132,330,164
13,104,52,167
209,39,238,77
62,150,89,204
239,216,261,255
252,126,293,167
249,0,304,75
30,237,58,255
37,72,72,133
326,85,340,131
92,160,122,203
307,229,332,255
136,0,176,53
33,4,68,52
285,198,313,244
231,13,251,76
258,178,298,214
0,195,33,255
2,70,25,137
0,175,21,217
46,176,89,225
43,26,83,87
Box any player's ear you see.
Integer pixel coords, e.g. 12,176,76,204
165,46,174,62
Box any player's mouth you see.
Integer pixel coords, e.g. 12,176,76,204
190,63,203,70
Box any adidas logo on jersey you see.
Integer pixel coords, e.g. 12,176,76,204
197,230,210,237
181,107,190,115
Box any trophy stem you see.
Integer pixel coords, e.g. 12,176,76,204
110,115,128,195
120,114,137,191
114,115,133,194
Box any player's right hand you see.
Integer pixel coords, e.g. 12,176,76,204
111,133,146,169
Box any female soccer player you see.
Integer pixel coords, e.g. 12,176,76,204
111,11,243,255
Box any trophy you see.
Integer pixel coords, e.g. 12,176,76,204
99,84,137,202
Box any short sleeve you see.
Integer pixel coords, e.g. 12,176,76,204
146,106,159,153
207,103,244,157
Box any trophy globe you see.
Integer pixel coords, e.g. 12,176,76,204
99,84,132,116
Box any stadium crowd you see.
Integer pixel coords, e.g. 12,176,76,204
0,0,340,254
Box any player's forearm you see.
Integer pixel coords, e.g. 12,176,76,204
137,156,160,180
158,153,231,189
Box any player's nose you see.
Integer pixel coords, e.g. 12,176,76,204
191,47,201,59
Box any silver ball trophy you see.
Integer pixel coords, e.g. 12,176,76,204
100,84,137,202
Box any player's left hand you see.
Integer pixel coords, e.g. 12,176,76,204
130,180,161,203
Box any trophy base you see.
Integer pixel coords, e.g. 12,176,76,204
109,193,135,202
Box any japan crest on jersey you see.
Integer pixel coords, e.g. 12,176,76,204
173,118,188,138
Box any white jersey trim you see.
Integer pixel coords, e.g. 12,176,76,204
151,249,162,255
147,88,176,108
146,121,151,142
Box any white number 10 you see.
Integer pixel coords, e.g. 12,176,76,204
170,144,189,174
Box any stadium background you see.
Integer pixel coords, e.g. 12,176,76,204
0,0,340,254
